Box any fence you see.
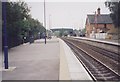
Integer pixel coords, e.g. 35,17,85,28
90,33,107,39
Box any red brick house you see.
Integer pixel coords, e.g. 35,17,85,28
85,8,117,39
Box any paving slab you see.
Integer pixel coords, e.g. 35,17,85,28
2,39,60,80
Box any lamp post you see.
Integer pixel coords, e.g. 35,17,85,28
44,0,46,44
2,2,9,69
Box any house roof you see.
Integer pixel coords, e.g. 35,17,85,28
87,14,113,24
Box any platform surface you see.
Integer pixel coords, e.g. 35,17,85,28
1,38,92,81
2,39,60,80
75,37,119,46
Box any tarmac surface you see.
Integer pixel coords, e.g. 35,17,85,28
2,39,60,80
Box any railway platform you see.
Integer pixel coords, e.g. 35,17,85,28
75,37,119,45
74,37,119,54
1,38,93,80
2,38,60,80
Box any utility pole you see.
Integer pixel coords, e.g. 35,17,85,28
44,0,46,44
49,14,52,30
2,2,9,69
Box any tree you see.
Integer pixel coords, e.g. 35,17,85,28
3,2,30,48
2,2,45,48
54,31,60,37
105,0,120,27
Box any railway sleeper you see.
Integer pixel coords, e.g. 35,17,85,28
96,76,118,81
93,73,113,77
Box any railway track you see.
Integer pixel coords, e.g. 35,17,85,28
62,38,120,81
64,38,120,73
73,38,120,63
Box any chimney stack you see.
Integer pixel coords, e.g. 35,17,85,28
97,8,100,15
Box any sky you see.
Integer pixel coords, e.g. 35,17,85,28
26,0,111,30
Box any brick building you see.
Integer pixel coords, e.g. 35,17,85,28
85,8,117,39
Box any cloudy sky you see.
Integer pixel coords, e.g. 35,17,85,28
26,0,110,30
